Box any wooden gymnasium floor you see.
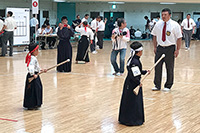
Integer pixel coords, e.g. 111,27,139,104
0,40,200,133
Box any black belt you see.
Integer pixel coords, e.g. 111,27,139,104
97,31,104,32
158,45,175,48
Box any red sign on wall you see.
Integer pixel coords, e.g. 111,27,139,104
32,1,38,7
32,0,39,14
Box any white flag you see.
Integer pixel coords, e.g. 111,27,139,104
32,0,39,14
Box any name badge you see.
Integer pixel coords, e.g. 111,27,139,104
131,66,141,77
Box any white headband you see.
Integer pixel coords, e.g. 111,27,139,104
127,46,143,66
134,47,143,51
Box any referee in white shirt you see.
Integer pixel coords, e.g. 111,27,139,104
151,8,182,91
81,14,89,23
90,17,98,53
181,14,196,50
96,16,105,49
1,11,17,56
30,14,39,42
0,16,4,49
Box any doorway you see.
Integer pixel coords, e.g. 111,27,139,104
104,12,124,38
172,12,183,22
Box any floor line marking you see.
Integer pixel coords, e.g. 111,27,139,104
0,118,18,122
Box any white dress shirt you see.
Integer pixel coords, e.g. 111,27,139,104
81,18,88,23
4,17,17,31
0,19,4,31
97,20,105,31
45,27,52,34
134,30,142,38
181,18,196,30
149,19,156,30
157,19,162,23
81,18,88,28
90,19,97,31
151,19,182,47
30,17,39,27
36,28,46,37
75,26,94,40
112,27,130,50
28,55,40,76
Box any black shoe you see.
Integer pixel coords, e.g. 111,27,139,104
27,107,39,110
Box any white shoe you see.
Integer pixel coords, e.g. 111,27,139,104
92,51,98,54
152,87,160,91
96,46,100,50
163,88,170,92
188,48,190,50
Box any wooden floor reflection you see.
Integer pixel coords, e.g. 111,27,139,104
0,40,200,133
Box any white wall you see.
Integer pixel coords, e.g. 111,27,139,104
76,2,200,31
0,0,57,27
1,1,200,30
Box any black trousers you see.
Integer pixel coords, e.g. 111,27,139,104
196,28,200,40
154,45,175,89
0,34,3,47
37,36,45,49
90,30,96,52
1,31,14,56
47,37,56,47
76,36,89,62
97,31,104,49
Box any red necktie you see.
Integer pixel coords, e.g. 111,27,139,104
162,22,166,42
188,19,189,28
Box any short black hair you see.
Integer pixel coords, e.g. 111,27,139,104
187,14,191,16
46,23,50,26
61,16,68,21
76,15,80,18
33,14,36,17
29,43,38,52
85,14,89,17
97,16,103,20
42,25,46,28
117,18,125,27
162,8,171,15
144,16,148,19
157,15,160,18
130,41,143,54
83,21,88,26
8,11,13,17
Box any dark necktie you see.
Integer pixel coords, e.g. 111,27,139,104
188,19,189,28
162,22,166,42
